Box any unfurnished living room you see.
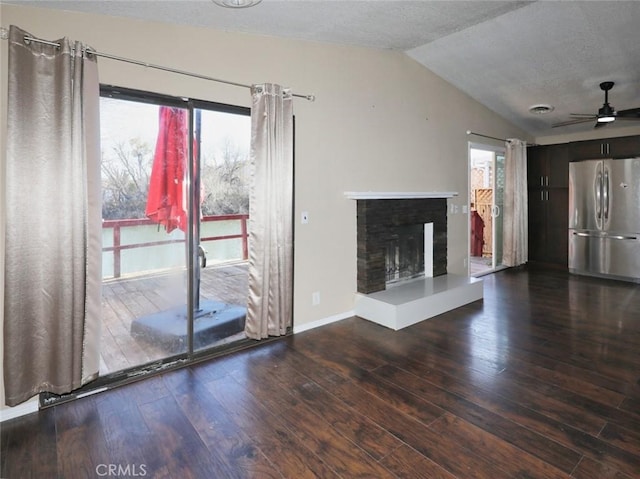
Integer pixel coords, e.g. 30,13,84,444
1,1,640,478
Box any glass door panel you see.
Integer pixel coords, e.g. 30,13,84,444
469,146,505,277
100,97,189,374
192,107,251,353
493,153,505,269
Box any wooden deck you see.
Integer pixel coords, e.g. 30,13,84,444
100,262,249,374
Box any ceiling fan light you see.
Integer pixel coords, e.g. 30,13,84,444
598,103,615,122
211,0,262,8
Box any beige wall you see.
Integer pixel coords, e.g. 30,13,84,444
0,3,528,412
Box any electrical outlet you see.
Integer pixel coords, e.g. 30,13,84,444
312,291,320,306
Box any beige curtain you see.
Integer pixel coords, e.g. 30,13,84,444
245,84,294,339
503,138,528,267
3,26,102,406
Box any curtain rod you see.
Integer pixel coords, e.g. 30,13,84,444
466,130,506,143
467,130,536,146
0,27,316,102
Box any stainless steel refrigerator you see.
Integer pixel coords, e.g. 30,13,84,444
568,157,640,283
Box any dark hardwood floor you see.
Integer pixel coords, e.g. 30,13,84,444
2,267,640,478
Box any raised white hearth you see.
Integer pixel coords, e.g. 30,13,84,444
355,274,483,330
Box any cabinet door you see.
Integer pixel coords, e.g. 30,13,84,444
569,139,605,160
608,136,640,158
527,187,569,265
570,135,640,160
546,188,569,265
528,189,547,261
527,146,548,188
547,143,570,187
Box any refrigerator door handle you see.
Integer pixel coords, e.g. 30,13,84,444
595,169,602,220
603,168,610,220
572,231,638,240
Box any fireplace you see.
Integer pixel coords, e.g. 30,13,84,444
355,197,447,294
346,191,483,331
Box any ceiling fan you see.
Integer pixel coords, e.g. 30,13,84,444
552,81,640,128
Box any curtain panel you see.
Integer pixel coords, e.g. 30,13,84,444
3,26,102,406
502,138,528,267
245,84,294,339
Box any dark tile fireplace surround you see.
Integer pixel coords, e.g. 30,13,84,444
357,198,447,294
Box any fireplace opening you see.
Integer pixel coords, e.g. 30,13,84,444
355,197,447,294
385,224,425,286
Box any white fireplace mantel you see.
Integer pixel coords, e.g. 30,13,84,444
344,191,458,200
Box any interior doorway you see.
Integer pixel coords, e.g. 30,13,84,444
469,144,506,277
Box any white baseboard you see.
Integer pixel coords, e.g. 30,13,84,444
293,310,354,334
0,399,39,422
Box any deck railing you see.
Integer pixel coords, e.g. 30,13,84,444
102,214,249,279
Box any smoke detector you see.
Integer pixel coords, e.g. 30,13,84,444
529,104,555,115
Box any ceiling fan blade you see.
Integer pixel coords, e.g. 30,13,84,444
552,117,595,128
594,121,608,129
569,113,598,117
615,116,640,121
616,107,640,118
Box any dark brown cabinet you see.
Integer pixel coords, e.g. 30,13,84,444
569,135,640,160
527,143,570,188
527,143,570,266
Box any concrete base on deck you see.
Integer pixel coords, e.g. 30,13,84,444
131,300,246,353
354,274,483,330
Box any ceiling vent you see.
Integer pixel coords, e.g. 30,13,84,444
529,104,555,115
211,0,262,7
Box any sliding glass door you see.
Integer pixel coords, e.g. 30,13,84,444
99,88,250,376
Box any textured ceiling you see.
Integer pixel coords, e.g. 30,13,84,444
407,1,640,137
7,0,640,137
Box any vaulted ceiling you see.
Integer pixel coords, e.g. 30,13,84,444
8,0,640,137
